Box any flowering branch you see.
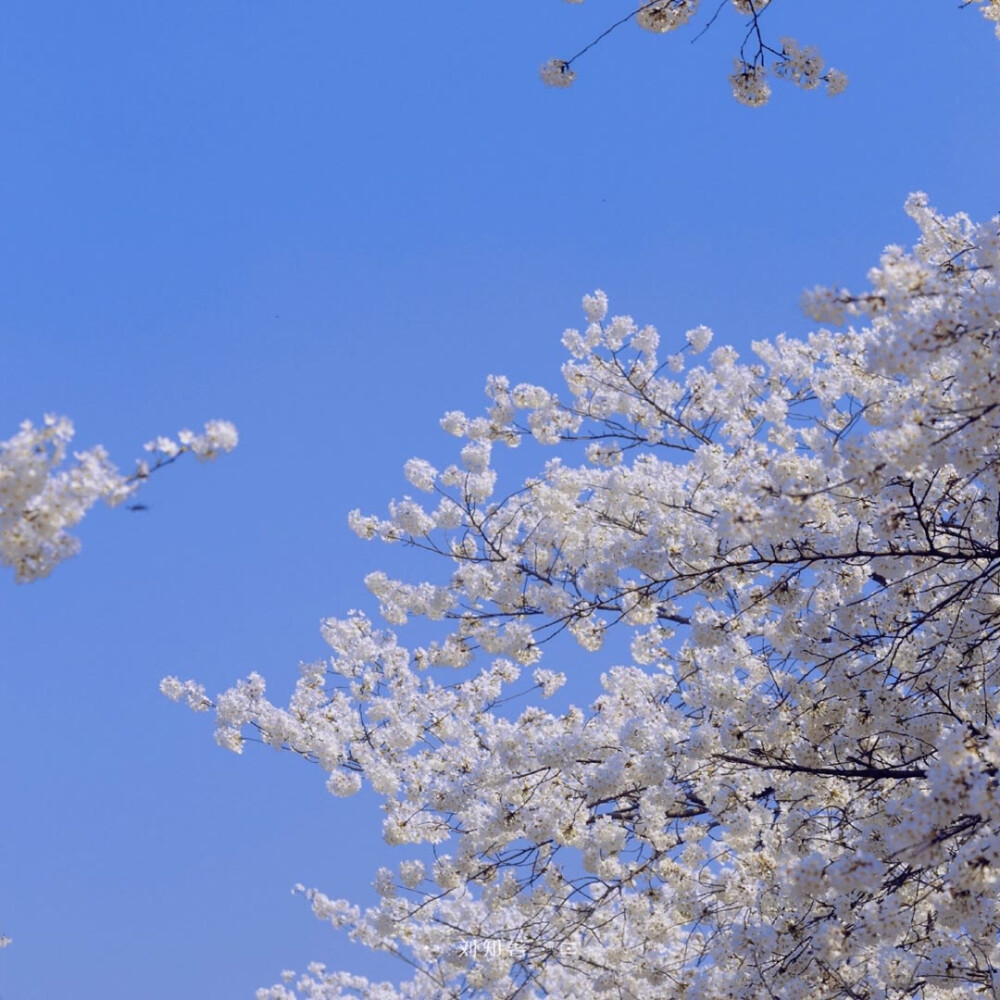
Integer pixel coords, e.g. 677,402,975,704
0,417,237,583
542,0,998,102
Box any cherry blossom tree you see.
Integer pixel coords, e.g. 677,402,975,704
0,416,237,583
541,0,999,102
167,193,1000,998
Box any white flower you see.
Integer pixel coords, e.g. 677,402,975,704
159,676,210,711
685,324,713,353
439,410,468,437
398,860,425,889
534,668,567,697
825,68,849,96
637,0,699,33
403,458,437,492
729,60,771,107
148,436,181,457
582,289,609,323
186,420,239,460
774,37,826,91
160,676,185,701
326,770,362,797
540,59,575,88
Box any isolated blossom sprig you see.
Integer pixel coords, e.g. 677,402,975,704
541,0,995,101
0,417,237,582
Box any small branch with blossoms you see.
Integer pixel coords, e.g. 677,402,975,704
134,419,240,481
540,0,999,102
0,416,237,583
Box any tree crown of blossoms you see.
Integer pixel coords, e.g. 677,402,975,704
168,196,1000,999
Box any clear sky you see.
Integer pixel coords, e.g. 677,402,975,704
1,2,998,997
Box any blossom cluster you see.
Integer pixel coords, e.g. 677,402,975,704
976,0,1000,38
169,196,1000,998
728,59,771,107
635,0,698,34
0,416,237,582
143,419,239,464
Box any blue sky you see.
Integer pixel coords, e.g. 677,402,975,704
1,2,998,996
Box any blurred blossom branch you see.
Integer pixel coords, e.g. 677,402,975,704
0,416,237,583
